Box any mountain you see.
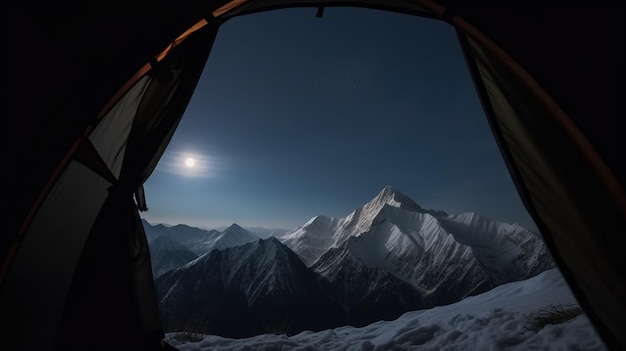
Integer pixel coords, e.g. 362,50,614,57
151,186,554,337
331,185,447,245
141,219,170,244
143,220,261,277
149,235,198,278
279,186,554,305
163,224,220,252
314,241,426,327
142,219,259,256
438,212,553,283
155,237,343,338
142,219,221,251
244,226,290,239
277,186,448,266
192,223,259,256
278,215,342,266
165,269,607,351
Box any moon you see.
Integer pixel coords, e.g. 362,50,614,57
184,157,196,168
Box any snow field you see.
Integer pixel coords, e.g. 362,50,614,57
166,269,606,351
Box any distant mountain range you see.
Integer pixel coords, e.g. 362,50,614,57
143,186,554,337
143,221,259,278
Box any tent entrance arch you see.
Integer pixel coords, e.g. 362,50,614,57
1,1,623,350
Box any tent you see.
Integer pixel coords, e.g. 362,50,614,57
1,0,623,350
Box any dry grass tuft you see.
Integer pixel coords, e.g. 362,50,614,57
526,304,584,332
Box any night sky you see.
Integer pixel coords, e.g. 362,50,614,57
141,7,536,231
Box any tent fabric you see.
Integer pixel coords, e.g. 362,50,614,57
1,15,218,350
458,33,625,350
212,0,432,18
1,1,623,350
88,75,152,180
113,24,218,339
445,2,624,185
53,187,159,350
74,139,119,185
0,161,113,350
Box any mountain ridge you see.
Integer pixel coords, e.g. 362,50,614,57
149,185,554,338
278,186,554,305
156,237,344,337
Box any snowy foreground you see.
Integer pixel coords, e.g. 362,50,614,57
166,269,606,351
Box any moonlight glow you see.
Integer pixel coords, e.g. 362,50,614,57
185,157,196,168
156,151,214,178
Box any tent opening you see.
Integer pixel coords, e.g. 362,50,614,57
2,2,622,351
139,7,606,349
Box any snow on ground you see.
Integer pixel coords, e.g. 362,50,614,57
165,268,607,351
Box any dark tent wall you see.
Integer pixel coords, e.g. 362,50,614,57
447,6,625,349
1,0,215,262
1,0,624,350
443,2,624,183
1,3,219,349
458,32,625,351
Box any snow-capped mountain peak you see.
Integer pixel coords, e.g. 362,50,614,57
277,215,342,266
279,186,451,266
150,186,557,341
334,186,426,243
370,185,423,211
301,215,341,237
278,186,554,305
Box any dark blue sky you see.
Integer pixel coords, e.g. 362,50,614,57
142,7,536,231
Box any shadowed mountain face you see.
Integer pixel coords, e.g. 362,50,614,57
155,238,344,337
150,186,554,338
149,235,197,278
313,243,426,326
